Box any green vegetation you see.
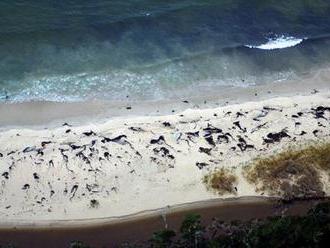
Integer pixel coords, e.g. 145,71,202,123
138,201,330,247
0,244,17,248
180,213,204,247
149,213,204,248
150,230,176,248
69,241,90,248
4,201,330,247
244,143,330,200
4,201,323,248
203,168,237,195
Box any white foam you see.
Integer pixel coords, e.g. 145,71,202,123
246,35,305,50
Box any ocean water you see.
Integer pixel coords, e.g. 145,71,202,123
1,0,330,102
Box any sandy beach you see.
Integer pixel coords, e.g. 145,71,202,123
0,84,329,222
2,2,330,247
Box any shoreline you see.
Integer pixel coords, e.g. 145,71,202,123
0,197,327,247
0,196,278,229
1,66,330,129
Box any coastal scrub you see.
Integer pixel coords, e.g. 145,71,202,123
203,168,237,195
244,143,330,200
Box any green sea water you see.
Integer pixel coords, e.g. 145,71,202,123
1,0,330,102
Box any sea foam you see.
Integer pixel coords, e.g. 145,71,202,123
246,36,305,50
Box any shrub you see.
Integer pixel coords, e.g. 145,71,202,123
69,240,90,248
150,229,176,248
203,168,237,195
180,213,205,246
244,143,330,200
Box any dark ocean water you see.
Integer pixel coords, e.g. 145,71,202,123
1,0,330,102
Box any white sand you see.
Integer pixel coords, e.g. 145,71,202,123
0,92,329,222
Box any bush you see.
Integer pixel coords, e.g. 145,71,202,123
244,143,330,200
203,168,237,195
69,240,90,248
150,229,176,248
179,213,205,247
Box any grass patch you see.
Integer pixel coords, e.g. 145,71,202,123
244,143,330,200
203,168,237,195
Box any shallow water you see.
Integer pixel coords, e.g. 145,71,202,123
1,0,330,102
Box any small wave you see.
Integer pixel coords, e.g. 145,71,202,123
245,35,305,50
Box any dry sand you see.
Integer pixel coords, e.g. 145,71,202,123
0,89,329,223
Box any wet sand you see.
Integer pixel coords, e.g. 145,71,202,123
0,67,329,129
0,197,327,247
